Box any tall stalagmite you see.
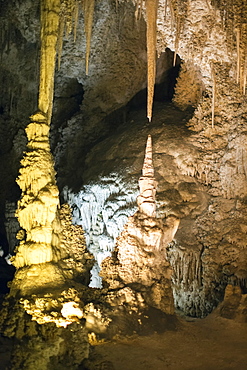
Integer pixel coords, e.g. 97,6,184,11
101,136,179,316
137,134,157,217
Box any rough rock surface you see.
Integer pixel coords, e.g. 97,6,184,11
0,204,94,369
66,100,247,317
0,289,89,370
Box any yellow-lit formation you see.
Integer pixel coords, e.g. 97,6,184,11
12,0,62,294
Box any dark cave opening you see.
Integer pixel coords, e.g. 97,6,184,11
55,50,186,193
51,77,84,150
0,231,15,296
127,48,181,112
84,49,183,149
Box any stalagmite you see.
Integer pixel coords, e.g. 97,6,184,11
137,135,157,217
101,136,179,316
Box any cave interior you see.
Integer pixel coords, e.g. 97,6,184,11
0,0,247,369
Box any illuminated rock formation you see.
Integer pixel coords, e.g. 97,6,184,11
101,136,179,317
0,1,92,368
137,134,157,217
9,0,63,296
145,0,158,121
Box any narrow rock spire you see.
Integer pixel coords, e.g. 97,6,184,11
142,134,154,177
137,135,157,217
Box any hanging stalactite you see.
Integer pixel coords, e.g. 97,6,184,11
210,0,247,95
211,63,216,128
82,0,95,75
146,0,158,122
57,0,95,75
57,0,79,70
39,0,61,123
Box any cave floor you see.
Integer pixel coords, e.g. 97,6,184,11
84,313,247,370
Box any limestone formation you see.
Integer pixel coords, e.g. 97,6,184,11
8,0,66,297
145,0,159,121
100,136,179,316
137,134,157,217
0,1,92,368
216,284,247,322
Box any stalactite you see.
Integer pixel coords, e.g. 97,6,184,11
244,54,247,95
173,17,181,67
236,27,241,85
241,23,247,94
57,15,65,70
164,0,168,20
57,0,80,70
39,0,60,122
211,0,247,94
168,0,175,29
73,0,79,41
146,0,158,122
82,0,95,76
169,1,188,66
205,0,211,10
211,65,215,128
135,0,144,21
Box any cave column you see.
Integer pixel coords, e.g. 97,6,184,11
11,0,63,294
39,0,61,123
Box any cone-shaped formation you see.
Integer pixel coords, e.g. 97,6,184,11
146,0,158,121
142,134,154,177
100,136,180,324
83,0,95,75
137,135,157,217
39,0,60,123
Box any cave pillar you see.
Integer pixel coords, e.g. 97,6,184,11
0,2,91,368
39,0,61,123
9,0,63,296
